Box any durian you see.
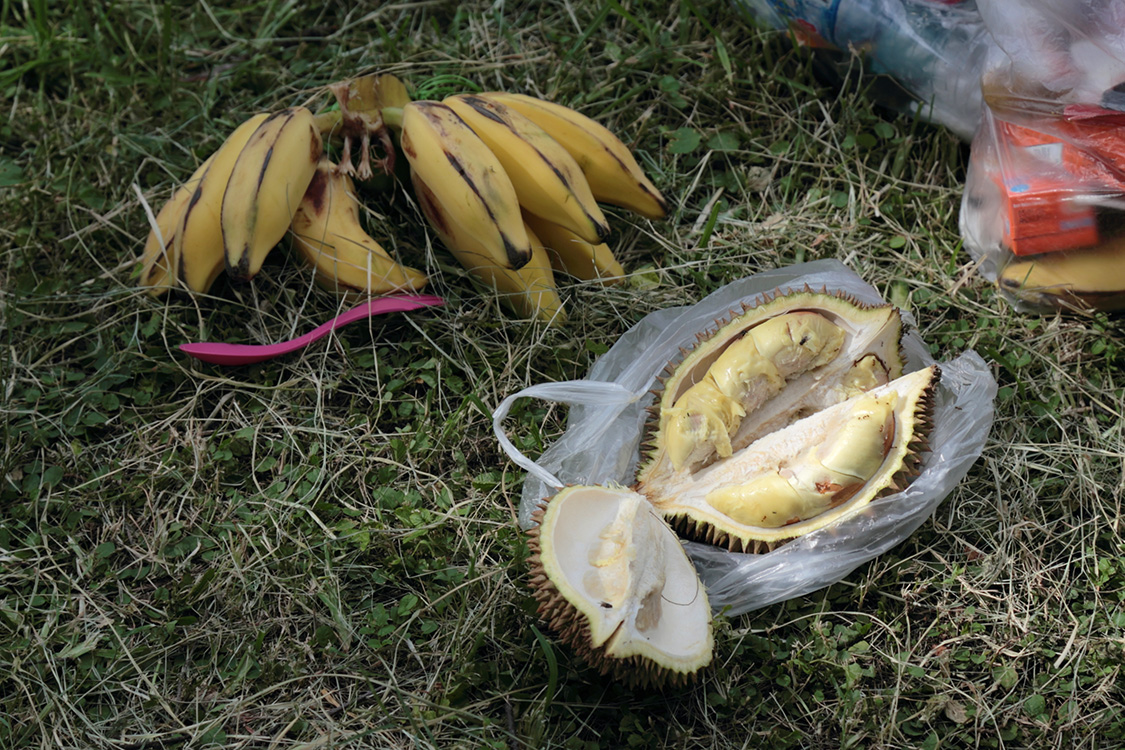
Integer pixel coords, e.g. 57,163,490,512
647,365,940,552
524,290,943,687
526,485,714,688
637,288,905,490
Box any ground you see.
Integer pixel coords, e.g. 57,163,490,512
2,2,1125,748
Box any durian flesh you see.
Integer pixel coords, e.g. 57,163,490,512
638,289,905,488
647,365,939,552
527,485,713,687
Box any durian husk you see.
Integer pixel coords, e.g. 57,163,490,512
526,485,714,689
648,365,940,553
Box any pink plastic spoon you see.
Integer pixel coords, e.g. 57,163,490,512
179,294,445,365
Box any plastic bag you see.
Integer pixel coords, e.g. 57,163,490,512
493,261,997,617
737,0,993,140
960,0,1125,311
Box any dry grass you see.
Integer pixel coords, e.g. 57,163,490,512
3,1,1125,748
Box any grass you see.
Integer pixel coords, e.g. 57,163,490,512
3,1,1125,748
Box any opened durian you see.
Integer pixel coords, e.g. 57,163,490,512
526,485,714,688
646,364,939,552
524,290,942,686
637,289,906,487
632,288,945,553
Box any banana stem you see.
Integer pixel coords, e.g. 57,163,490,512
381,106,404,130
313,110,343,135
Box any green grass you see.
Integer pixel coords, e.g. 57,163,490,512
4,1,1125,748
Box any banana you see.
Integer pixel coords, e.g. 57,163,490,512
523,211,625,285
412,171,564,324
998,241,1125,311
443,94,610,246
399,100,531,270
138,156,212,294
222,107,323,281
477,91,668,220
172,112,272,294
291,158,427,295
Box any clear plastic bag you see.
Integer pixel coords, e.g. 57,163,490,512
736,0,993,140
494,261,998,616
960,0,1125,311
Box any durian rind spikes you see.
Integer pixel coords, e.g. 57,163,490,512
646,364,940,551
526,485,714,689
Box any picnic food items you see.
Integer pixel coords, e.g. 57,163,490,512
523,210,625,285
138,74,660,319
646,364,939,554
442,94,611,246
996,239,1125,312
139,108,324,295
637,291,904,477
221,108,324,282
962,104,1125,312
394,90,660,320
399,100,534,272
513,285,951,685
526,485,714,688
139,112,272,294
476,91,669,220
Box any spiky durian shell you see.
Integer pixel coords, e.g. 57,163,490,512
644,364,941,553
525,486,714,689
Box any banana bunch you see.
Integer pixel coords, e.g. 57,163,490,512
139,107,326,295
389,89,667,323
137,73,666,326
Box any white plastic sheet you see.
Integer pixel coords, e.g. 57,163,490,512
494,261,997,616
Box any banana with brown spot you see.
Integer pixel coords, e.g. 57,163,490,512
400,100,531,270
443,94,610,245
222,107,324,281
172,113,272,293
138,155,213,294
412,170,564,324
477,91,669,220
290,159,427,295
523,211,626,285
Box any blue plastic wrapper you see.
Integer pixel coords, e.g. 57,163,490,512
737,0,992,139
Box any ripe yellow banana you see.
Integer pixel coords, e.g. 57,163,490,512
998,241,1125,311
478,92,668,220
222,107,323,281
443,94,610,245
291,159,427,295
523,211,625,285
138,156,212,294
399,100,531,270
412,171,565,324
173,112,272,294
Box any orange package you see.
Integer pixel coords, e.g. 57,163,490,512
989,118,1125,256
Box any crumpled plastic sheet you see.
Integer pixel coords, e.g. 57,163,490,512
493,260,997,617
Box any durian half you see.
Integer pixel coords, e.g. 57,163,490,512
636,288,906,491
527,485,714,688
644,365,940,552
